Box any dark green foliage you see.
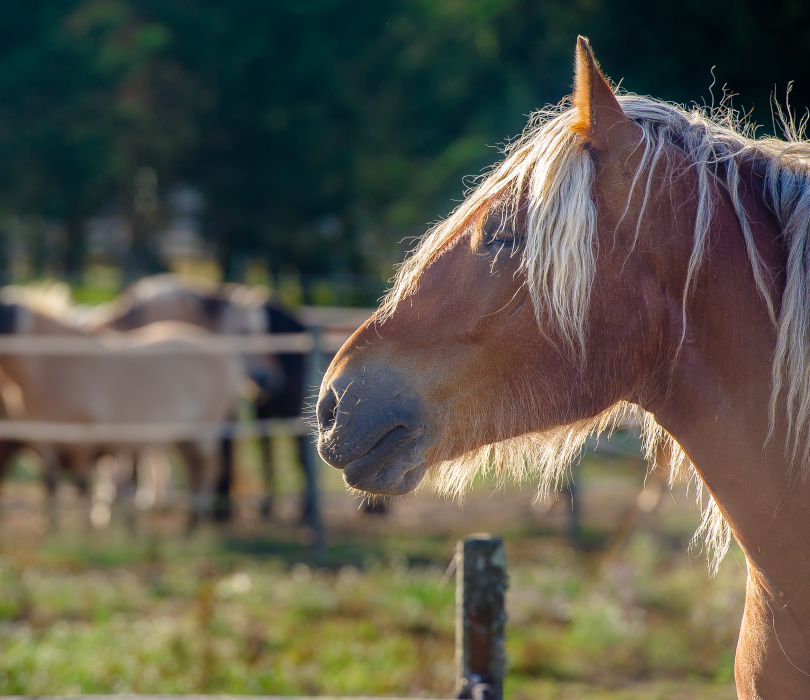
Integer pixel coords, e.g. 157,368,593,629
0,0,806,284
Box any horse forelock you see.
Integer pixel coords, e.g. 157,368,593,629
380,104,592,343
381,90,810,573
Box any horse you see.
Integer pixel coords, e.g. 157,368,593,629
0,284,211,524
256,303,317,525
0,286,101,513
89,274,266,335
316,37,810,696
94,274,318,529
0,300,244,526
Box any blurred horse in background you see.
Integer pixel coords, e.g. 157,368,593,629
317,37,810,696
0,285,100,511
93,274,318,529
90,274,265,335
0,295,244,526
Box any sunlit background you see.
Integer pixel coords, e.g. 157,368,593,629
0,2,806,698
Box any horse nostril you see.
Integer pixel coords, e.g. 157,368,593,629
317,387,338,432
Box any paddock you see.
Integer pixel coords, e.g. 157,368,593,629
0,286,731,700
0,295,742,698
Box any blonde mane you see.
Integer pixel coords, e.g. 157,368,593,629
381,93,810,574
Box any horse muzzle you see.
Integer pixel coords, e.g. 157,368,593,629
316,372,428,495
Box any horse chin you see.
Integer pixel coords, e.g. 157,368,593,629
342,436,428,495
344,460,427,495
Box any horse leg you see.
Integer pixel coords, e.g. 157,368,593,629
298,435,324,550
179,441,218,530
177,442,202,530
114,449,138,534
38,445,60,530
0,441,21,481
91,454,117,529
259,435,274,519
67,448,96,531
154,448,172,506
213,438,233,522
135,446,172,511
0,441,22,519
134,448,156,511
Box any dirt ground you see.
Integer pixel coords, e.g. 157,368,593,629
0,451,702,546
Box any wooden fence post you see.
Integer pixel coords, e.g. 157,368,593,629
455,534,507,700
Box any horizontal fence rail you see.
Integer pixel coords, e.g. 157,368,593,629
0,309,370,444
0,417,311,443
11,697,441,700
0,331,354,356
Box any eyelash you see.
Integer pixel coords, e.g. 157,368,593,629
487,227,516,245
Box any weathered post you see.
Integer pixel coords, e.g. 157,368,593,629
455,534,507,700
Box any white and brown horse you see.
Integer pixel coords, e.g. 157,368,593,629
89,274,266,335
0,299,244,524
317,38,810,696
93,274,317,528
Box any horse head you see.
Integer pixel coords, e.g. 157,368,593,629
316,38,700,498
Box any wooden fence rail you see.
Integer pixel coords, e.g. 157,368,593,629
0,331,351,355
0,417,311,442
0,328,348,442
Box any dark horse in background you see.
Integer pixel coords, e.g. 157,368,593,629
97,275,320,532
222,303,319,529
317,37,810,697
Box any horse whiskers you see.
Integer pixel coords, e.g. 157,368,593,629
418,389,729,572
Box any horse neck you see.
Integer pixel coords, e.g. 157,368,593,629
648,161,810,613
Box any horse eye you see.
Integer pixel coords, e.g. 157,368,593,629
482,212,520,246
488,226,517,245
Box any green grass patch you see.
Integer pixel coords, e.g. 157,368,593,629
0,523,744,696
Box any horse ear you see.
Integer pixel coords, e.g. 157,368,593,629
572,36,635,152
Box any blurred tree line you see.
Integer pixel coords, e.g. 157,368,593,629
0,0,806,299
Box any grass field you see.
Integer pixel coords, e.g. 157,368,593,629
0,442,743,699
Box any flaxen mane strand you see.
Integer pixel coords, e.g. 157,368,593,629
381,92,810,574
